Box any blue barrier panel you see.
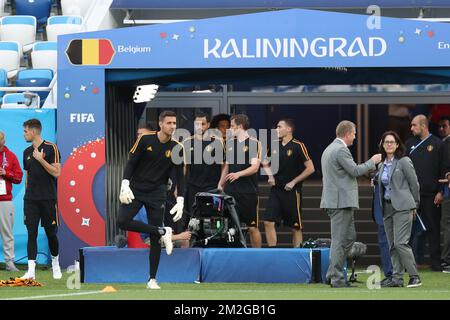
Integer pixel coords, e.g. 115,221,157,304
0,109,56,264
82,247,202,283
319,248,330,283
200,248,312,283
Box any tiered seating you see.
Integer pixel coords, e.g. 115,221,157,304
46,15,82,41
0,15,36,53
15,0,52,27
31,41,56,72
0,2,90,107
0,41,20,78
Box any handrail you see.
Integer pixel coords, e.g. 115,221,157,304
80,0,98,32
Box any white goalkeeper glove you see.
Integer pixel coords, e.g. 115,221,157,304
170,196,184,222
119,179,134,204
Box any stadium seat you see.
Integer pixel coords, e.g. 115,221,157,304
46,15,83,42
31,41,56,72
0,15,36,53
0,68,7,100
61,0,91,17
15,0,52,28
1,92,40,108
15,68,53,106
0,41,21,78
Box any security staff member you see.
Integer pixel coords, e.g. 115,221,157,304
406,114,443,271
439,116,450,272
20,119,62,280
183,112,224,216
218,114,262,248
117,111,185,289
263,119,315,248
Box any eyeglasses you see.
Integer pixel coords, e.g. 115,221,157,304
383,141,397,145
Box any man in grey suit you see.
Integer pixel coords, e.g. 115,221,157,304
321,120,381,288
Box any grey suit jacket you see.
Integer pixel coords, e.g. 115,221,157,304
320,139,376,209
377,156,420,212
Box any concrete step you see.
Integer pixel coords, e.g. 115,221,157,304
247,181,380,266
258,195,374,210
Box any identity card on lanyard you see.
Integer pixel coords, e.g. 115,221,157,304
0,152,6,195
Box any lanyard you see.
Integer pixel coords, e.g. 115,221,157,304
409,134,431,155
2,152,6,169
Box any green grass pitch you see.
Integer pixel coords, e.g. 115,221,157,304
0,266,449,300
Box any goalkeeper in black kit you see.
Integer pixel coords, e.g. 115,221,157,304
117,111,185,290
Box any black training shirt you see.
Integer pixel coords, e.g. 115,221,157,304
406,134,443,195
183,135,224,190
123,132,185,197
224,136,261,194
23,140,60,200
267,138,311,190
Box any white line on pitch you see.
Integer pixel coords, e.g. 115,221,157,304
3,290,105,300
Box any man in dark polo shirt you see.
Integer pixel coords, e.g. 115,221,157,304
183,112,224,216
20,119,62,280
218,114,262,248
263,119,315,248
406,114,443,271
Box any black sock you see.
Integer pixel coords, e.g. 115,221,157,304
149,236,162,278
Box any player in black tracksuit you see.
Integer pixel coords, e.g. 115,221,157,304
117,111,185,289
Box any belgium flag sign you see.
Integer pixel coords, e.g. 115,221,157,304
66,39,115,66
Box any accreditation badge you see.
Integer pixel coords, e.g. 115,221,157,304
0,179,6,196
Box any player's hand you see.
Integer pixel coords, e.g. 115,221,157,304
225,172,241,183
217,184,223,191
173,231,192,241
119,179,134,204
434,192,443,206
33,148,44,162
170,196,184,222
285,181,296,191
268,176,275,186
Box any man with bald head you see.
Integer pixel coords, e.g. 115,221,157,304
406,114,444,271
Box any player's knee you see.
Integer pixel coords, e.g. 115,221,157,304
44,226,58,238
26,224,38,237
248,226,259,234
150,235,161,248
264,221,275,228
